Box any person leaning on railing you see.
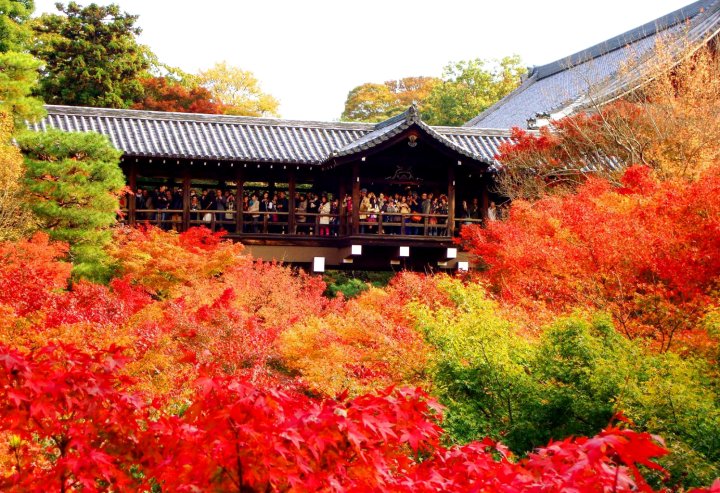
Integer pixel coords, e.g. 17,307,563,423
318,195,331,236
157,188,170,230
190,195,201,222
247,193,260,233
398,196,411,235
170,188,183,231
435,195,449,236
330,198,339,236
295,194,308,235
487,201,498,222
224,194,236,233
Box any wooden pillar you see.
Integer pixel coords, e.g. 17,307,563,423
447,165,456,237
351,162,360,235
235,169,244,233
128,160,137,226
288,171,296,234
182,165,191,232
481,174,489,221
338,178,347,235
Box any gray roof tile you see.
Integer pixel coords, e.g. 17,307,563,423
33,105,513,167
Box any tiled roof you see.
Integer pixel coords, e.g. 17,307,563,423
329,105,498,165
33,105,513,167
466,0,720,129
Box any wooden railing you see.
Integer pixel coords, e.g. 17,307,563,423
357,212,451,237
119,208,484,237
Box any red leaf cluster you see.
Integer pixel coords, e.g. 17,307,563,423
2,342,717,492
132,76,224,114
461,165,720,352
0,344,146,491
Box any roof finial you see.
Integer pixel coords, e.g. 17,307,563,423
407,101,420,121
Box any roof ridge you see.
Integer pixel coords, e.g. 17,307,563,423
433,126,515,136
373,104,420,130
532,0,719,81
43,104,376,131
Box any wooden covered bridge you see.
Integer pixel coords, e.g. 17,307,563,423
33,104,512,271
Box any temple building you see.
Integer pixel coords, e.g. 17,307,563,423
34,104,510,270
31,0,720,271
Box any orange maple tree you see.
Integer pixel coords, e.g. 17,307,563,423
132,76,224,114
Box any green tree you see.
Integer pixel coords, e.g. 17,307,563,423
0,51,43,124
412,279,535,444
423,55,525,126
341,76,440,123
18,128,125,281
31,2,149,108
0,1,44,125
414,279,720,488
0,0,33,52
197,61,279,117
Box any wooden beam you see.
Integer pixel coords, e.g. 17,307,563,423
481,174,489,221
182,165,191,232
338,177,347,235
128,160,137,226
236,169,244,233
351,162,360,235
288,171,296,234
447,165,456,237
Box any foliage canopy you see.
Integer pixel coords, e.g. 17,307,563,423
31,2,149,108
197,61,280,117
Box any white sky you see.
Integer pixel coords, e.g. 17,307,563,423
33,0,694,121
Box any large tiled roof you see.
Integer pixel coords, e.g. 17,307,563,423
33,105,512,167
466,0,720,129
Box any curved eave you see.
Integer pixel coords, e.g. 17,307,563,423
322,120,494,170
118,151,323,166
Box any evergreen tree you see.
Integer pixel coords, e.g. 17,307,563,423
0,0,43,125
18,129,125,281
31,2,149,108
0,0,33,51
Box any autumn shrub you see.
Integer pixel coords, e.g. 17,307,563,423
108,226,344,399
462,165,720,353
277,272,456,397
414,281,720,487
280,286,431,396
0,232,71,317
109,226,246,297
3,341,718,492
0,343,148,491
412,278,535,444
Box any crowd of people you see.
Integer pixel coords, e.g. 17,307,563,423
356,189,447,235
122,185,505,235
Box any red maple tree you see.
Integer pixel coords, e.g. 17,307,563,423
133,77,224,114
461,165,720,353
